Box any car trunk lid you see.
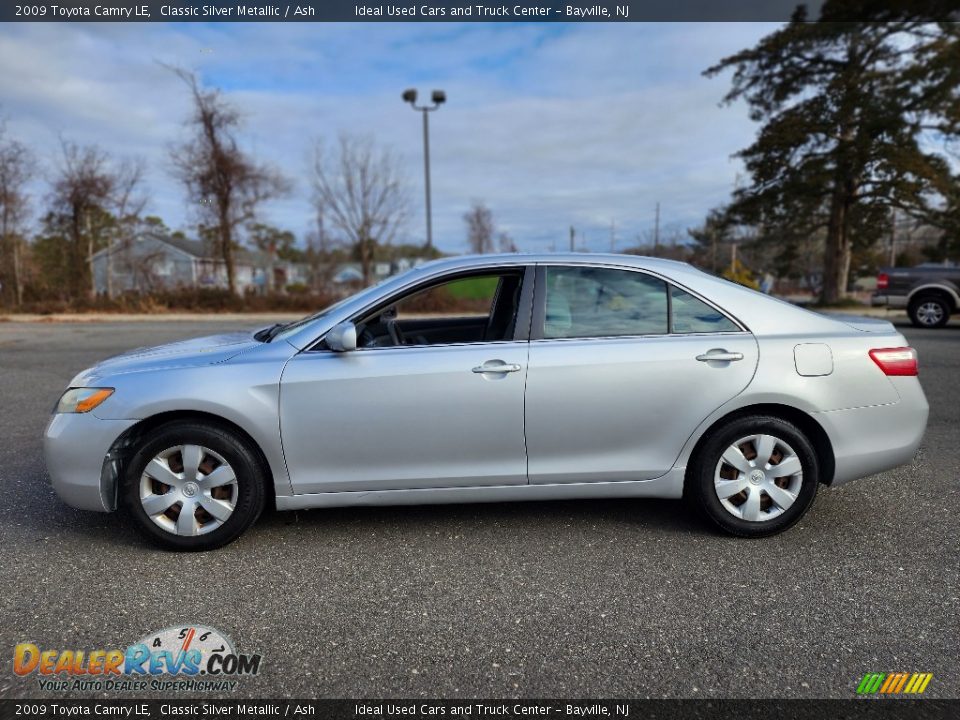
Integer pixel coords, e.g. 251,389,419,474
821,313,898,334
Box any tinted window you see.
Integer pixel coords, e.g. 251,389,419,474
542,267,668,338
670,287,739,333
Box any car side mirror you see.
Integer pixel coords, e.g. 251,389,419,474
326,321,357,352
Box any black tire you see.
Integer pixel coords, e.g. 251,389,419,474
121,421,266,551
687,415,819,538
908,294,951,328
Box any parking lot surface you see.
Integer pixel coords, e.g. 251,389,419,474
1,318,957,699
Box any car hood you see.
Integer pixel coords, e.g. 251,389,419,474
70,331,260,385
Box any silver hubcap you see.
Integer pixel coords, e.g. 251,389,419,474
139,445,238,536
916,302,944,325
714,434,803,523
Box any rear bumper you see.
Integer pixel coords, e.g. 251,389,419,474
814,377,928,487
871,294,908,309
44,413,136,512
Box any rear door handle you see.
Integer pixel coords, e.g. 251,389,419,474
696,350,744,362
472,361,522,374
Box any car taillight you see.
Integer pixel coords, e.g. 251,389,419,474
877,272,889,290
869,347,918,376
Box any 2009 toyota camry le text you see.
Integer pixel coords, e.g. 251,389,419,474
44,254,929,550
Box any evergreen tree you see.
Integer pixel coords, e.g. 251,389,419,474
706,3,959,301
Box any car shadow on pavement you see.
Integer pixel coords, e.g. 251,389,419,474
252,497,709,539
22,481,713,553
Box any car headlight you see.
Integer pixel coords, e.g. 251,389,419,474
55,387,115,414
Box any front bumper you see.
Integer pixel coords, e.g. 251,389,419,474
44,413,137,512
814,376,929,487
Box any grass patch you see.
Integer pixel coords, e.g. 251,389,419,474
445,276,499,301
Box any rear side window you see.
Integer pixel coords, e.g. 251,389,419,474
670,286,739,333
542,266,668,338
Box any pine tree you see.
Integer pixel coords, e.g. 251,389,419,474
706,3,959,302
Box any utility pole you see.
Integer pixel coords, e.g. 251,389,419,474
106,235,113,299
653,202,660,255
86,211,97,300
889,209,897,267
711,230,717,273
731,242,738,273
569,225,575,252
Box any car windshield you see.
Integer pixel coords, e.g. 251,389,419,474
265,269,418,342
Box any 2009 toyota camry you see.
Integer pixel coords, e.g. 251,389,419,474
45,254,929,550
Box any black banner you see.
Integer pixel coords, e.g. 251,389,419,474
2,0,959,23
1,700,959,720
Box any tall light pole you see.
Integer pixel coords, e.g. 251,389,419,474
403,88,445,249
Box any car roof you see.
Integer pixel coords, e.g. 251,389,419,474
416,252,694,274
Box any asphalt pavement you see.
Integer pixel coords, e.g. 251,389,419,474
0,318,957,699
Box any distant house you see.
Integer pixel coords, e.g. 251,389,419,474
91,231,309,295
332,265,364,284
331,257,425,285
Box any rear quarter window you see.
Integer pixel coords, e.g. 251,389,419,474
670,287,740,333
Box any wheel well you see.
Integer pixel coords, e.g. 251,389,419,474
685,403,836,488
108,410,276,509
910,289,957,311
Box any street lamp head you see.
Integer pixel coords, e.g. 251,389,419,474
402,88,418,104
431,90,447,105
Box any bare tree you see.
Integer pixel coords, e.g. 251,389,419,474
464,201,494,254
106,158,147,298
166,65,290,294
304,204,342,292
498,231,517,253
0,122,35,307
50,141,119,300
311,135,408,285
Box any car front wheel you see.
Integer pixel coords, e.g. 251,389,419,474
908,294,951,328
689,415,819,537
121,421,266,551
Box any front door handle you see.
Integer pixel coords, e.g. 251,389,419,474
696,350,744,362
472,361,522,374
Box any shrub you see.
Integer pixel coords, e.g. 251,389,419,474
10,287,339,315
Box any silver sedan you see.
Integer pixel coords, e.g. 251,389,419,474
45,254,929,550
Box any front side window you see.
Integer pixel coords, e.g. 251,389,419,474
355,271,524,348
396,275,500,320
542,266,668,339
670,286,740,333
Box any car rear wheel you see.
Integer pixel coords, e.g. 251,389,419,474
908,294,950,328
688,415,819,537
121,421,266,551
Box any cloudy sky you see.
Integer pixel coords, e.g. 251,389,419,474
0,22,779,253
